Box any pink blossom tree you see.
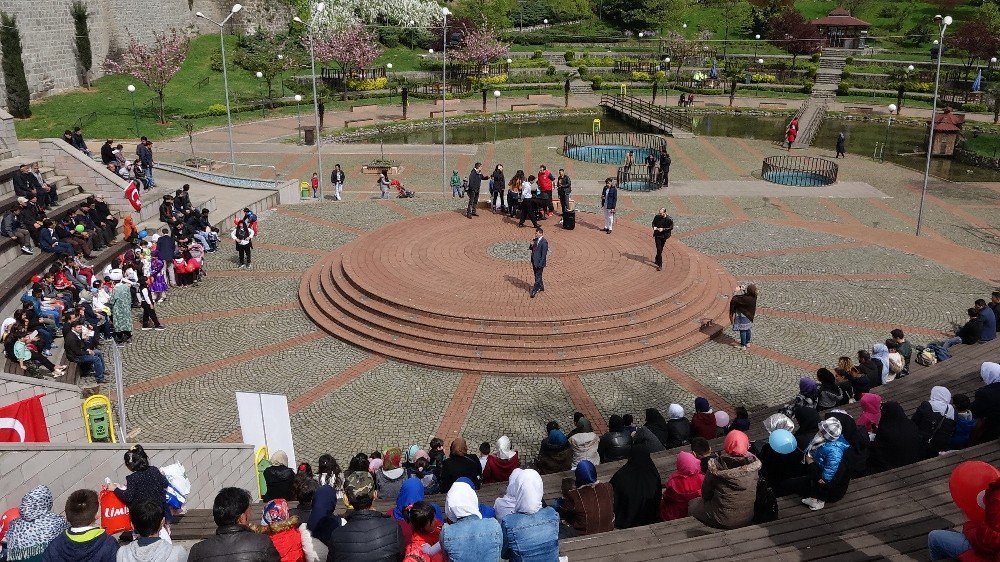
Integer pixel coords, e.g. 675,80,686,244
104,29,189,123
310,25,384,99
452,29,509,65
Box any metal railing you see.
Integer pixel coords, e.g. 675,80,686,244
761,155,838,187
109,342,128,444
448,62,511,79
613,61,662,74
599,93,694,134
562,131,665,164
615,167,663,191
321,66,388,86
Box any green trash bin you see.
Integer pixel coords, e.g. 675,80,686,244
300,181,312,199
86,404,111,442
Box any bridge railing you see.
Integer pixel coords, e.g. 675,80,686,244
600,93,694,134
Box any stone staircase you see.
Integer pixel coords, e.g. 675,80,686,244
791,48,849,148
544,52,594,94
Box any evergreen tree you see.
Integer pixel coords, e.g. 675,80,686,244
0,12,30,118
70,1,93,87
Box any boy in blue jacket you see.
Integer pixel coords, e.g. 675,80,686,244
801,417,850,511
42,489,118,562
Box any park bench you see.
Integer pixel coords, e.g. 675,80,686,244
510,103,540,111
527,94,553,101
344,118,375,128
429,109,460,118
846,106,875,114
349,104,378,113
759,101,788,109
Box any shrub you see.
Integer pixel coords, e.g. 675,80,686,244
810,53,821,63
347,77,389,91
845,56,854,65
801,83,812,94
590,76,603,90
654,70,665,81
577,65,588,76
564,50,575,62
630,71,651,81
207,103,228,116
546,65,556,76
0,12,30,118
750,73,777,83
963,102,989,113
837,82,852,95
532,49,544,59
472,73,508,86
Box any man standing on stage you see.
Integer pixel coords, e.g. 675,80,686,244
601,178,617,234
467,162,488,219
530,227,548,298
652,208,674,271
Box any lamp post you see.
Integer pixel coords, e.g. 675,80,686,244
293,2,326,200
493,89,501,144
255,71,265,118
754,34,761,60
294,94,303,143
440,7,451,193
883,103,897,161
386,63,393,105
916,14,952,237
196,3,243,175
126,84,139,137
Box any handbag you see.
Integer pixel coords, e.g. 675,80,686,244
99,485,133,535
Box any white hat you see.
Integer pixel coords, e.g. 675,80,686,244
16,196,27,205
109,269,123,282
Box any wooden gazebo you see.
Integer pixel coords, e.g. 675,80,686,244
811,7,871,49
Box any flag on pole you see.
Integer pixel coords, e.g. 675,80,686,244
0,394,50,443
973,68,983,92
124,180,142,211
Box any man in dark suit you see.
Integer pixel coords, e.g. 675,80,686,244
12,164,35,199
652,208,674,271
530,227,548,298
467,162,488,219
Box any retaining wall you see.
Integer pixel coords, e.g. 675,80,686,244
0,372,86,444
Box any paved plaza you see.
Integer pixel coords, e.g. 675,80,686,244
120,131,999,467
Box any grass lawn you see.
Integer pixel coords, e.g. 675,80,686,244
963,133,1000,157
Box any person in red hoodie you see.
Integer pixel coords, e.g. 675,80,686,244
929,477,1000,561
536,165,555,217
403,501,444,562
691,397,719,441
659,451,705,521
483,435,521,484
254,499,319,562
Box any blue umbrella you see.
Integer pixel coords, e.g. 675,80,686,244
709,60,718,80
973,68,983,92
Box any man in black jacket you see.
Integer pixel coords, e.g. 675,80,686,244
189,487,280,562
466,162,488,219
331,164,346,201
12,164,35,199
651,208,674,272
100,139,115,166
325,472,403,562
439,437,482,493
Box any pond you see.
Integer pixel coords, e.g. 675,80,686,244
367,112,1000,182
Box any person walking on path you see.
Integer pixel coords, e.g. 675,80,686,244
556,169,572,225
652,208,674,271
109,270,134,347
232,220,254,269
450,170,463,198
378,170,391,199
491,164,506,213
836,132,846,158
658,150,671,187
601,178,618,234
467,163,488,219
730,283,758,350
530,227,547,298
331,164,346,201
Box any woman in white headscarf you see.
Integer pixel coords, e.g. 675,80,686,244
499,469,559,561
754,412,806,491
871,343,891,385
665,403,691,448
912,386,956,459
108,268,133,347
972,362,1000,444
493,468,523,521
483,435,520,484
440,480,503,561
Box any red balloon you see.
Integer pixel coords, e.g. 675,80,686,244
949,461,1000,522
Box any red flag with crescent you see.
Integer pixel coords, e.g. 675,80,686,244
124,180,142,211
0,394,49,443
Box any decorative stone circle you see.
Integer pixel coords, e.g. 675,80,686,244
487,240,532,262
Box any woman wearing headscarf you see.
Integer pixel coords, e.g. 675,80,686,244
253,498,319,562
440,481,502,562
912,386,957,459
376,448,407,500
793,406,821,452
409,450,439,495
689,430,762,529
871,343,891,386
816,368,849,411
665,404,691,448
499,469,559,562
868,401,921,473
828,410,869,479
609,432,662,529
793,417,849,511
972,362,1000,443
535,427,573,475
5,485,69,562
264,451,296,501
730,283,758,350
389,477,444,549
560,460,615,535
108,268,133,346
691,397,718,441
643,408,671,449
755,413,805,493
569,418,600,469
659,451,704,521
781,378,820,418
598,414,632,462
493,468,524,521
857,393,882,435
483,436,520,484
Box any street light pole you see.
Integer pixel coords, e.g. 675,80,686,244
493,90,501,144
294,94,303,143
127,84,139,137
442,7,450,193
294,2,326,200
255,71,265,118
884,103,897,161
754,34,760,60
916,15,952,237
197,4,242,175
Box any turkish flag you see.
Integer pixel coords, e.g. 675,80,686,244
124,180,142,211
0,394,50,443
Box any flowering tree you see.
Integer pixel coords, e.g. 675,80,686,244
104,29,189,123
308,0,441,30
310,25,384,99
452,29,509,65
663,30,712,81
951,21,1000,72
235,30,297,108
766,10,821,68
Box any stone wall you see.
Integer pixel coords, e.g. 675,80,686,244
0,108,17,159
0,372,86,443
0,442,256,511
38,138,140,223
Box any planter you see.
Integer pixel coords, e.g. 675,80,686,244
361,165,400,175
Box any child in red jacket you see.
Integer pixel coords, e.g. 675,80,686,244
404,501,443,562
691,397,718,440
255,499,319,562
659,451,705,521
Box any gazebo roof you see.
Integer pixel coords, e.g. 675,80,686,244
929,107,965,132
811,7,871,27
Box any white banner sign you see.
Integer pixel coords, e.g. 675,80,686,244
235,392,296,469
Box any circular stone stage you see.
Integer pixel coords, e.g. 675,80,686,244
299,211,737,375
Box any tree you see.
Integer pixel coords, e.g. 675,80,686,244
662,31,711,81
310,25,384,100
235,30,297,108
767,10,821,68
0,12,30,118
950,21,1000,72
70,1,93,88
452,28,510,64
603,0,684,30
722,60,749,106
104,29,189,124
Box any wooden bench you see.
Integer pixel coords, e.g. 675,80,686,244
429,109,460,118
3,357,80,386
758,101,788,109
510,103,540,111
349,104,377,113
343,118,375,128
846,105,875,114
527,94,553,101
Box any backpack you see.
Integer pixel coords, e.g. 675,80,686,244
926,343,951,362
915,346,937,367
926,411,957,455
752,475,779,523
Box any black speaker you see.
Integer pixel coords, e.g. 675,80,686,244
562,210,576,230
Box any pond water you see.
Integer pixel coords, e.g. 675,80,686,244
366,112,1000,182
